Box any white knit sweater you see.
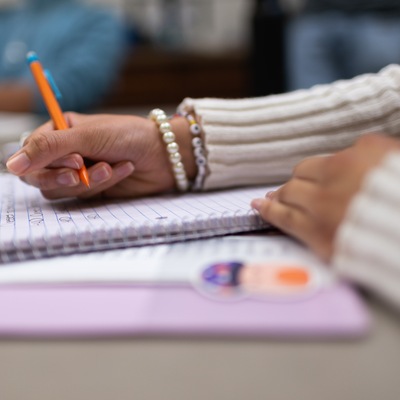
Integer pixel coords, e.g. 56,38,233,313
178,64,400,308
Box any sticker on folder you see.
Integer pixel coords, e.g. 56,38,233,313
196,259,332,302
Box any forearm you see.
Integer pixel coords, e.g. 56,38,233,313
0,82,35,113
179,65,400,189
333,152,400,309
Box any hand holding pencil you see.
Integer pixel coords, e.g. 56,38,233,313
5,52,196,200
5,112,196,200
25,51,90,187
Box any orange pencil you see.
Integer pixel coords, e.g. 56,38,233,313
26,51,90,188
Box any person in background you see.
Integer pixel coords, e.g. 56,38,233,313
284,0,400,90
0,0,126,113
6,65,400,310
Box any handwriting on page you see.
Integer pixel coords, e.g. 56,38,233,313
28,200,44,226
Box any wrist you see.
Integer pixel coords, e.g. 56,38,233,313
169,116,197,182
149,109,191,192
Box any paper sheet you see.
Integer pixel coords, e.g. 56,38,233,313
0,173,274,262
0,235,334,292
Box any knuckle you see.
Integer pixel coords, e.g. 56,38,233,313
278,177,298,198
255,199,270,219
277,184,290,202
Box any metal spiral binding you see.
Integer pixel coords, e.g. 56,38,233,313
0,206,269,264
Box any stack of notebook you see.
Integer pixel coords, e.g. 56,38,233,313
0,173,369,338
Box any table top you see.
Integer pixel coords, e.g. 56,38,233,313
1,294,399,400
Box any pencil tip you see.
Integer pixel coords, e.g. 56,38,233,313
79,167,90,188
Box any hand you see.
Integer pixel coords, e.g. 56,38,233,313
251,134,400,261
6,112,196,199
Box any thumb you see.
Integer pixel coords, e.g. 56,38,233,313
6,127,88,176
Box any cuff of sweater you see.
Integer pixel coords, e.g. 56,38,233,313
178,66,400,190
333,152,400,307
177,97,335,190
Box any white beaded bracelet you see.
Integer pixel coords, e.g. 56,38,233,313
149,108,189,192
178,112,207,191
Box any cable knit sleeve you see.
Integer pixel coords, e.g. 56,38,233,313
178,64,400,190
333,152,400,309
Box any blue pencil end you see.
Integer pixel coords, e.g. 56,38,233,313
26,51,39,64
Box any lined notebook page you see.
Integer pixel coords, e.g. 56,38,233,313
0,173,274,263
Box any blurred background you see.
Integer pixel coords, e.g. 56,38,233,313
88,0,400,107
95,0,260,108
90,0,292,108
2,0,400,113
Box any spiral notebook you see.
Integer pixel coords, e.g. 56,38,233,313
0,173,272,263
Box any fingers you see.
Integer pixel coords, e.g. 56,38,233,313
21,168,80,191
251,197,313,238
7,131,81,176
6,113,95,176
48,154,83,169
13,153,84,187
251,197,332,261
24,161,134,200
77,161,135,200
267,179,320,215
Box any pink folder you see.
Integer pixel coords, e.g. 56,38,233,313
0,282,369,338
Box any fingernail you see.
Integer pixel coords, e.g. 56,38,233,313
115,161,135,177
266,191,275,199
64,157,81,170
6,152,31,174
57,172,79,186
91,166,111,183
251,198,264,211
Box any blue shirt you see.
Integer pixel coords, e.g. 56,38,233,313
0,0,127,112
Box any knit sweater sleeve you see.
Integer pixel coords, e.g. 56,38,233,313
333,152,400,309
178,65,400,190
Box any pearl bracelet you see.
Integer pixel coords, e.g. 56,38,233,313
149,108,189,192
178,112,208,191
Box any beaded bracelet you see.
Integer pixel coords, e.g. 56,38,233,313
149,108,189,192
178,111,208,191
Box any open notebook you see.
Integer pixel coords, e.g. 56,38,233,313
0,173,272,263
